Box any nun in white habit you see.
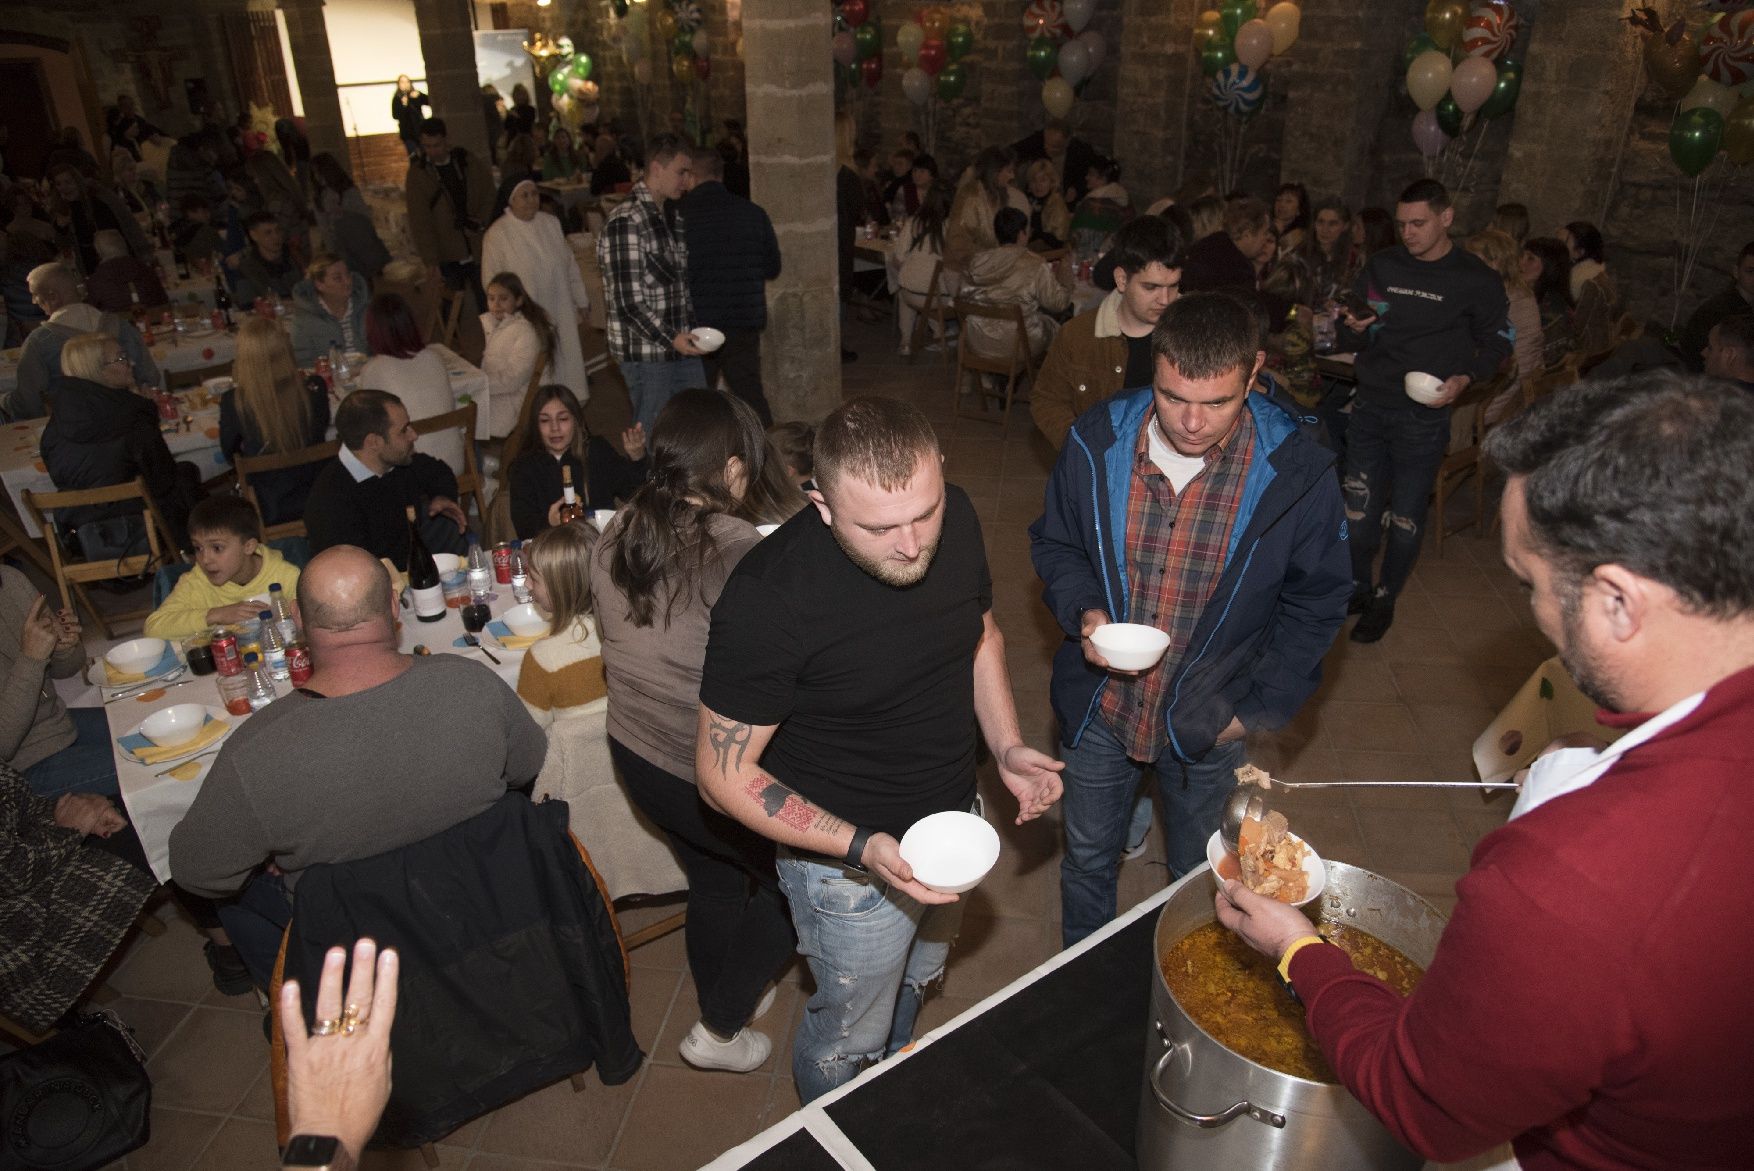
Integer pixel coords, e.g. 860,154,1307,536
482,179,592,402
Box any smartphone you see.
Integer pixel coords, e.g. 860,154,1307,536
1337,292,1374,320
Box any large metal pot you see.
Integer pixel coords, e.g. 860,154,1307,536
1136,862,1449,1170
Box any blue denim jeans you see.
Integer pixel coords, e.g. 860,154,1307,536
776,849,966,1103
1058,717,1245,948
217,871,294,992
620,357,709,437
22,707,121,799
1341,397,1453,601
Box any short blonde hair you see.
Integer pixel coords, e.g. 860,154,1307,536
60,332,117,382
1467,228,1527,292
306,252,346,284
525,521,596,636
1026,158,1056,190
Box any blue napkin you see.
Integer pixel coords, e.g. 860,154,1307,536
119,713,218,757
452,620,511,649
108,643,182,683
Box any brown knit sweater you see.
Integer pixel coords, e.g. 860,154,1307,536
0,566,89,773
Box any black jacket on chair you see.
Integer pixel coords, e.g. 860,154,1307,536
40,376,192,545
285,794,642,1148
678,180,782,332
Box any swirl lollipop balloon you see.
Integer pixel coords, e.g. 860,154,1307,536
1461,2,1519,61
1023,0,1070,40
1210,62,1264,116
1702,10,1754,89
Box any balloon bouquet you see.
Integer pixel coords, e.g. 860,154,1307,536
895,7,985,156
1629,6,1754,324
1192,1,1302,193
1403,1,1523,189
656,0,711,140
1023,0,1106,120
545,44,601,132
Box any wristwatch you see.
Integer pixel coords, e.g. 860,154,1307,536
283,1134,341,1168
845,826,873,873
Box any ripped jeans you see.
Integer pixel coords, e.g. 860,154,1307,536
1341,397,1453,600
776,847,967,1103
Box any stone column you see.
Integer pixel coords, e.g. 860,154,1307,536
1112,0,1201,201
1497,0,1643,230
1277,0,1405,210
277,0,348,169
411,0,491,161
744,0,841,422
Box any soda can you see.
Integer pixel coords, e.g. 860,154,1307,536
287,643,313,687
492,542,513,585
210,308,225,331
211,631,243,676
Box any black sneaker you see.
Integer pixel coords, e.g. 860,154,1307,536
1350,593,1396,643
1346,583,1374,615
204,940,255,997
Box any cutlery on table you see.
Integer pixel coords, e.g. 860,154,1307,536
155,749,220,777
462,633,501,665
104,673,195,704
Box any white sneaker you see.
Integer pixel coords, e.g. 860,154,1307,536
679,1021,771,1072
752,983,779,1022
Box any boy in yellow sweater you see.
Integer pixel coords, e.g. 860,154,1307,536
144,496,301,639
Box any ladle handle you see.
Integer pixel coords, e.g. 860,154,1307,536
1278,780,1520,790
1148,1041,1287,1130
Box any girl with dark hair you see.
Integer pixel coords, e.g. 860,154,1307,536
889,179,959,355
909,153,939,208
309,152,390,280
357,292,464,472
1286,197,1356,308
1521,236,1576,368
588,387,796,1075
1069,155,1132,259
483,180,593,399
502,383,647,539
1272,182,1310,248
391,75,429,157
1559,220,1620,357
480,270,559,440
542,127,586,181
947,146,1020,266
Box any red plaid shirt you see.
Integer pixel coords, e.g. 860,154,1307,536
1098,407,1255,759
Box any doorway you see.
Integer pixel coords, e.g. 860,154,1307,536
0,58,58,178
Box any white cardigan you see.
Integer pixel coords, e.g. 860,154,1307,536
479,311,546,440
357,346,464,474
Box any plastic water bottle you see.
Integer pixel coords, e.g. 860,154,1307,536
244,652,277,710
510,540,531,605
260,609,289,683
269,582,293,626
466,535,492,595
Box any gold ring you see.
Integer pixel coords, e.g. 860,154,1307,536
311,1017,341,1036
339,1005,367,1035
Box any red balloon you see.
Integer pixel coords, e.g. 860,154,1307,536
917,37,948,75
695,53,711,79
840,0,869,28
860,55,882,87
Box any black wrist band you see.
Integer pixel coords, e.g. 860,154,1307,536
845,826,873,872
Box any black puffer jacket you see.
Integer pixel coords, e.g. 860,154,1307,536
39,377,191,545
678,180,782,331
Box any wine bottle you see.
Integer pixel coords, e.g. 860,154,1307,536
558,464,583,525
213,266,233,327
406,505,446,623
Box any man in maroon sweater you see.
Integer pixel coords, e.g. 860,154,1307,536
1218,371,1754,1170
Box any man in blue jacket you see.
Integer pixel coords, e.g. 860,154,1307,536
1030,292,1350,947
679,146,782,424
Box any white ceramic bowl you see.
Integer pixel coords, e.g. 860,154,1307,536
1088,623,1172,672
201,376,234,396
1403,370,1446,405
689,326,726,353
1205,829,1326,908
141,702,207,749
898,811,1002,894
432,552,462,576
502,602,550,638
590,509,616,532
755,524,779,538
107,637,167,676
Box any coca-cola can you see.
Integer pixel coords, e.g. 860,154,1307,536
287,643,312,686
210,308,225,331
492,542,513,585
211,631,242,676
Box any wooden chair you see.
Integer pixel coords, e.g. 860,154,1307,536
906,260,956,365
950,298,1038,426
438,286,467,351
1576,313,1641,376
234,440,341,542
1430,376,1501,556
21,478,179,639
0,498,57,579
412,402,488,527
165,361,234,390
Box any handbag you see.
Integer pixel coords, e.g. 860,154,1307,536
0,1011,151,1171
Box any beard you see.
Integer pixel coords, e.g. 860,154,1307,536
831,526,941,587
1558,596,1623,712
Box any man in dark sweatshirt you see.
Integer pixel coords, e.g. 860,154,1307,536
678,145,782,424
1338,178,1510,642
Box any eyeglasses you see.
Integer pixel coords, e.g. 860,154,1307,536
108,356,131,367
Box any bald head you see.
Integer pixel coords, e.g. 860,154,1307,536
298,546,396,640
27,263,78,312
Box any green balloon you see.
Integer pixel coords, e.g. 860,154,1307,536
547,67,569,96
1200,40,1236,77
947,22,974,62
1221,0,1256,39
570,52,594,80
1027,36,1058,80
673,29,695,56
610,0,628,15
1481,58,1522,119
854,23,881,61
937,63,967,100
1670,106,1724,177
1401,33,1439,75
1435,94,1464,137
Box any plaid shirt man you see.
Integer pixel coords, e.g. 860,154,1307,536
1098,405,1256,760
597,183,692,365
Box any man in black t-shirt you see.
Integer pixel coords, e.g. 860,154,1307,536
697,397,1062,1104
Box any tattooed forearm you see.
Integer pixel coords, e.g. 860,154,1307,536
707,714,753,775
742,773,850,839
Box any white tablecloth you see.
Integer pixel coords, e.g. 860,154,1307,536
0,330,237,398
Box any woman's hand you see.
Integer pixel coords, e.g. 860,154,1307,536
620,423,646,461
53,608,82,652
282,939,399,1169
547,499,566,527
54,793,126,837
20,596,61,662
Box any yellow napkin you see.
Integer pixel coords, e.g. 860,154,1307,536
103,659,148,685
132,717,228,764
163,759,208,781
493,631,541,650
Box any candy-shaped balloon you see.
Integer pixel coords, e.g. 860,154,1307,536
1461,2,1518,60
672,0,703,32
897,23,925,60
1701,10,1754,88
1209,61,1264,116
1023,0,1070,41
902,66,932,105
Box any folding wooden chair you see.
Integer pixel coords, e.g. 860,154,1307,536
412,403,488,527
21,477,180,640
165,361,234,390
234,439,343,542
0,498,57,579
907,260,957,365
950,298,1038,426
1430,377,1500,556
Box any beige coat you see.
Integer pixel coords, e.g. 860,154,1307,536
960,244,1071,362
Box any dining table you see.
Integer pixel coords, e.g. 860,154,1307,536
0,328,238,401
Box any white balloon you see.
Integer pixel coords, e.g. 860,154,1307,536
902,67,932,106
1058,39,1092,87
1063,0,1096,34
1076,30,1105,72
691,29,709,56
621,23,645,63
633,58,653,84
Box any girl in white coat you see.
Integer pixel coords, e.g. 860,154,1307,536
479,271,558,440
481,180,591,401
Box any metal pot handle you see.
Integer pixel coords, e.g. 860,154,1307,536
1148,1043,1287,1130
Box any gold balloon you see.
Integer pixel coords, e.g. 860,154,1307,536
1724,95,1754,164
656,9,678,40
1424,0,1466,51
1193,24,1219,51
1197,8,1224,29
1644,29,1702,99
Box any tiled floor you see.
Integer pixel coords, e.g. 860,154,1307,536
77,313,1551,1169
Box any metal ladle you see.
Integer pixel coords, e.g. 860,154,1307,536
1219,776,1521,852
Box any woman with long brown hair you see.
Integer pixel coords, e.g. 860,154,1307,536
480,270,560,441
501,382,646,539
219,316,330,525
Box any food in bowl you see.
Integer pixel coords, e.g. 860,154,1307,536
898,810,1001,894
1161,921,1425,1081
1238,810,1310,903
502,602,549,638
1088,623,1172,671
141,703,207,748
107,637,168,676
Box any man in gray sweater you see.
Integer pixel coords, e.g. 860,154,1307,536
169,545,546,988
